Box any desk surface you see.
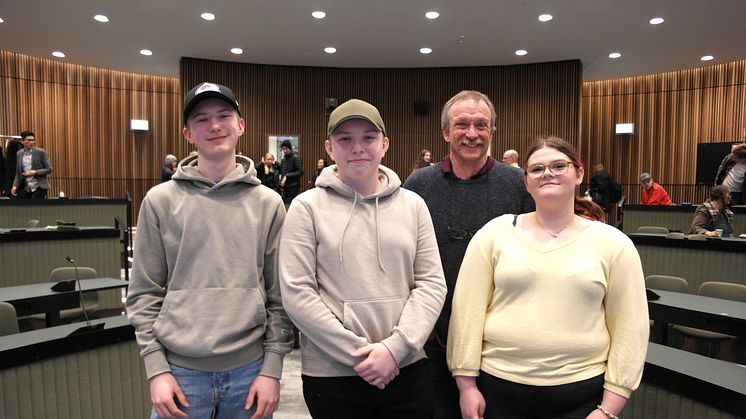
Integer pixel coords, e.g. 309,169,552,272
1,278,128,303
648,288,746,338
0,226,120,242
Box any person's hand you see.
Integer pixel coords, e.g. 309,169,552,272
23,170,36,178
149,372,188,418
704,230,719,237
738,233,746,239
245,375,280,419
10,186,17,197
280,177,286,188
351,343,399,389
455,377,485,419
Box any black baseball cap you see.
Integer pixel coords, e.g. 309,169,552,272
183,82,241,124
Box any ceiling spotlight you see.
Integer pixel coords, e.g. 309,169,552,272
230,48,243,55
701,55,714,61
609,52,622,59
324,47,336,54
538,14,553,22
94,14,109,23
52,51,66,58
312,11,326,19
0,18,4,23
140,49,153,56
201,12,216,21
649,17,664,25
420,47,433,54
515,49,528,56
425,11,440,19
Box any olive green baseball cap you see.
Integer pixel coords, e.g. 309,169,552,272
327,99,386,137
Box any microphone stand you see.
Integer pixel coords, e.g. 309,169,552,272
66,256,105,336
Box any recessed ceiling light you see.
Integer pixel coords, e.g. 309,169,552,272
649,17,664,25
701,55,714,61
425,11,440,19
515,49,528,56
420,47,433,54
93,14,109,23
52,51,65,58
230,48,243,55
140,49,153,56
201,12,215,21
0,17,4,23
324,47,336,54
538,14,553,22
312,11,326,19
609,52,622,59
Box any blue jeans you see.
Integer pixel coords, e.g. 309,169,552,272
151,358,265,419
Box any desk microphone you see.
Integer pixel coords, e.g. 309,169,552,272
66,256,105,336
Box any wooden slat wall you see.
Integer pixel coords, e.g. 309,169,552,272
180,58,581,184
0,50,181,222
581,60,746,205
2,52,580,222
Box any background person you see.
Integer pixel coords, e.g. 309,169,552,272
501,149,519,167
448,137,649,419
690,185,741,237
161,154,178,182
715,140,746,205
403,90,534,419
127,82,293,419
411,148,433,172
279,99,446,418
639,172,672,205
11,130,52,199
308,157,327,188
589,163,613,212
280,139,303,204
256,153,281,193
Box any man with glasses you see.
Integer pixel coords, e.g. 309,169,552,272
403,90,534,419
11,130,52,199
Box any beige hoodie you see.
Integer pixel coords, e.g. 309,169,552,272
279,165,446,376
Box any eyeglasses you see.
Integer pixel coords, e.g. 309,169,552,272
525,160,575,178
451,121,491,133
447,226,474,241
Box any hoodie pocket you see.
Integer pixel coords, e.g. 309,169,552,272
153,288,266,357
342,296,408,344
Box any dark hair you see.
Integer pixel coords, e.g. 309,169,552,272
20,130,35,140
525,136,603,221
711,184,730,201
280,140,292,150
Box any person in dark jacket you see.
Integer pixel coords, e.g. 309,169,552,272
590,163,613,212
161,154,178,182
280,140,303,204
309,158,328,188
257,153,281,193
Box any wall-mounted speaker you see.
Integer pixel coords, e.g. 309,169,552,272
325,98,338,117
413,100,429,116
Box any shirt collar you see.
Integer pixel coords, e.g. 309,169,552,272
441,154,496,179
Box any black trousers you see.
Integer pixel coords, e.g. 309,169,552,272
478,371,604,419
302,359,430,419
423,341,461,419
18,187,47,199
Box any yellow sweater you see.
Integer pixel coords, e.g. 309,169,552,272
447,214,649,398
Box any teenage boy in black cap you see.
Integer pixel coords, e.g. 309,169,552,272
127,82,294,419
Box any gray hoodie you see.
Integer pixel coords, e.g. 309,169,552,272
279,165,446,377
127,155,294,379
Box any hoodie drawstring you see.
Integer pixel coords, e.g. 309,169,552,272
338,192,358,267
375,196,386,273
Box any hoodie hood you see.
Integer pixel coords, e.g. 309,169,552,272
313,164,401,272
172,154,261,190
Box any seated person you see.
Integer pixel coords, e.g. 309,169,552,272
639,172,672,205
690,185,746,238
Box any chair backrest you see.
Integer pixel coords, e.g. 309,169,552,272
687,234,708,241
665,232,686,240
49,266,98,282
0,302,20,336
637,226,669,234
698,282,746,302
646,275,689,293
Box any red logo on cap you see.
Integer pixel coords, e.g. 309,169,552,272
195,83,220,95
